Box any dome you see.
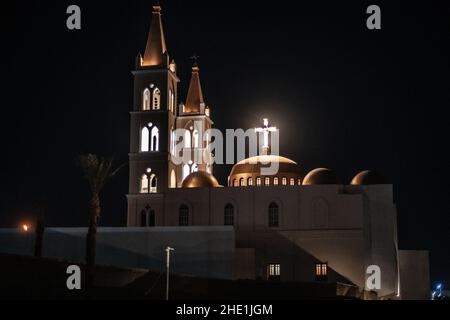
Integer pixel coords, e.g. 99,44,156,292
351,170,386,185
182,171,220,188
303,168,339,185
228,155,302,187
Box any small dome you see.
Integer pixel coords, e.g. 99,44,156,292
182,171,220,188
351,170,386,185
303,168,339,185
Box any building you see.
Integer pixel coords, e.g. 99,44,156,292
124,5,430,299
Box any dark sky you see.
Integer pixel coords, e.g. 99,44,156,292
1,0,449,286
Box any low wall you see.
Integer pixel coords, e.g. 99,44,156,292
0,226,235,280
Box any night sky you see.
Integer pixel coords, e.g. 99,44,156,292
1,1,449,286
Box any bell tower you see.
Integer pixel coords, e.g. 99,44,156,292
127,5,180,225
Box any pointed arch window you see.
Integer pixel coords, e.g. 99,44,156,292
140,174,149,193
141,127,150,152
151,126,159,151
224,203,234,226
193,129,199,148
269,202,279,228
184,130,192,149
140,171,157,194
143,88,151,111
183,164,190,180
170,169,177,188
179,205,189,226
153,88,161,110
141,123,159,152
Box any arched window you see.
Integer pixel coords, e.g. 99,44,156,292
152,88,161,110
239,178,245,187
150,175,157,193
171,91,175,114
143,89,151,111
282,177,287,186
256,177,262,187
274,177,279,186
233,179,238,187
298,179,302,186
269,202,279,228
290,178,295,186
148,210,155,227
184,130,191,148
141,127,149,152
183,164,190,180
191,163,198,173
151,126,159,151
224,203,234,226
248,177,253,186
265,177,270,186
140,174,149,193
140,210,147,227
170,169,176,188
193,129,199,148
179,205,189,226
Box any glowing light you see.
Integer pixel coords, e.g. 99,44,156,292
22,224,30,232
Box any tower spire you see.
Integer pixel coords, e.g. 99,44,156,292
142,5,168,67
184,59,205,113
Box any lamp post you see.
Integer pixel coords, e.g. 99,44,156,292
165,246,174,300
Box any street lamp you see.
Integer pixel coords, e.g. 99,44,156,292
165,246,174,300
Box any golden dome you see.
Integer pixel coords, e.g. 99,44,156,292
303,168,339,185
182,171,220,188
351,170,386,185
229,155,302,187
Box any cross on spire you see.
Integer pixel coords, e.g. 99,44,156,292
190,54,200,67
255,118,277,155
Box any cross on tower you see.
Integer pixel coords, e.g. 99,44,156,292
255,118,277,155
190,54,200,67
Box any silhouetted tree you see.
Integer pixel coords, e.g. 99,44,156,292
78,154,124,295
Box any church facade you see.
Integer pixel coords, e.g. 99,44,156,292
126,6,430,299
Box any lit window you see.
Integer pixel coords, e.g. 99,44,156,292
315,263,328,281
141,127,150,152
282,177,287,186
267,264,281,281
298,179,302,186
184,130,191,148
140,174,149,193
169,89,173,111
151,126,159,151
265,177,270,186
269,202,279,228
248,177,253,186
183,164,190,180
179,205,189,226
239,178,245,187
256,177,262,187
149,175,157,193
290,178,295,186
193,130,199,148
153,88,161,110
171,91,175,113
233,179,238,187
224,203,234,226
274,177,279,186
191,163,198,173
170,170,176,188
143,88,151,111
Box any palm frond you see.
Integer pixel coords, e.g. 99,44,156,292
77,154,123,194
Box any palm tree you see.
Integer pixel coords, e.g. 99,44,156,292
78,154,124,294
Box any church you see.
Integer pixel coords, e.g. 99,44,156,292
124,6,430,299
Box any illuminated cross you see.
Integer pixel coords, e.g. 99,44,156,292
255,118,277,155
